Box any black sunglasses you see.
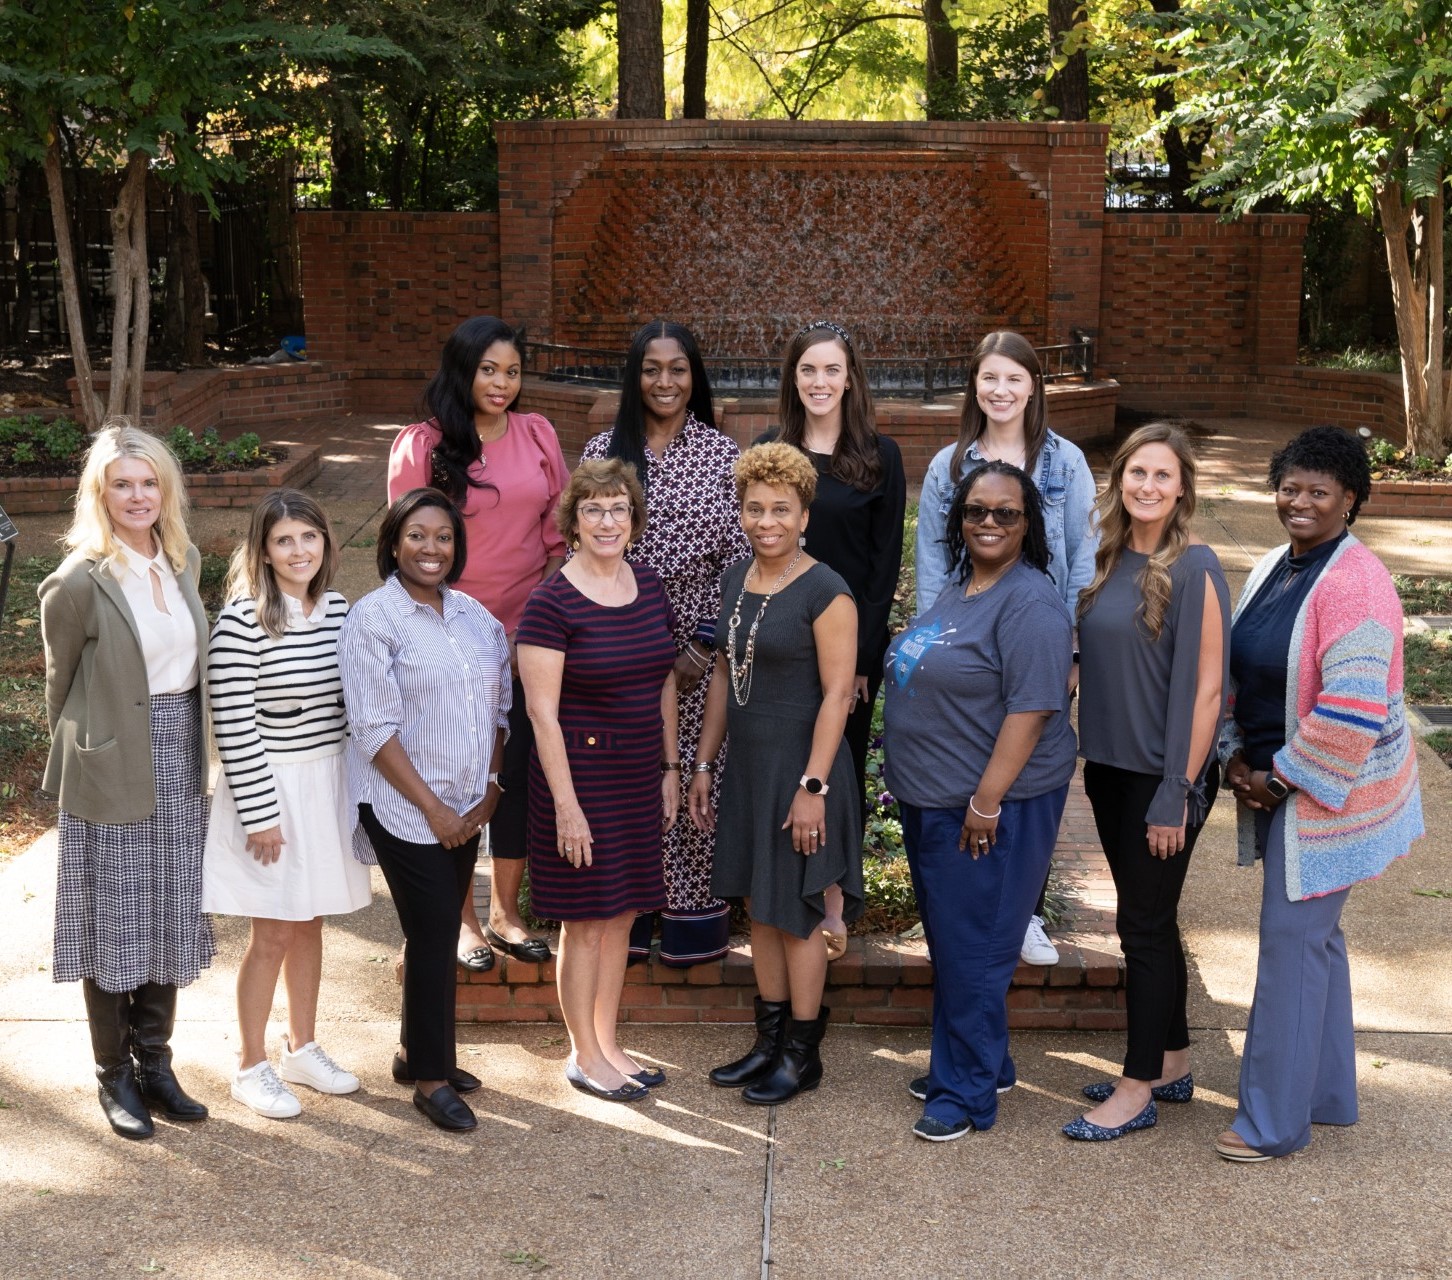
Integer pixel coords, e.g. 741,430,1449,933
961,504,1025,528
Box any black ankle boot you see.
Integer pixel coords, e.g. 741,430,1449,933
709,997,789,1088
82,980,153,1140
742,1007,829,1105
131,983,208,1122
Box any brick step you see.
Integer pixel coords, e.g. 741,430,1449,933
455,933,1126,1031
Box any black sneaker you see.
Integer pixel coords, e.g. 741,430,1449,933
913,1115,972,1142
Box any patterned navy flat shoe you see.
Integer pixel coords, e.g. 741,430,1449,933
629,1065,667,1089
1081,1073,1193,1105
1062,1099,1158,1142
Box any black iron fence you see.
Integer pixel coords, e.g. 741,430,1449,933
1105,148,1175,211
528,333,1094,402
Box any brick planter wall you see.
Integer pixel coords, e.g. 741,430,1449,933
68,364,348,431
1365,479,1452,517
2,444,322,515
456,939,1126,1030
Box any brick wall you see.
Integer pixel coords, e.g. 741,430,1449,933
496,119,1110,352
297,211,501,373
1097,212,1307,411
72,364,349,431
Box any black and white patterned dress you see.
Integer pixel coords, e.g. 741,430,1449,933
582,415,750,964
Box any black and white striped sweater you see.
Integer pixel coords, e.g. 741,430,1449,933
207,591,349,833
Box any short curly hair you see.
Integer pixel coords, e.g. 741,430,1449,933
1267,425,1372,524
733,441,818,507
555,457,647,544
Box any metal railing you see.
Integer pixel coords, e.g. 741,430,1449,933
529,333,1094,402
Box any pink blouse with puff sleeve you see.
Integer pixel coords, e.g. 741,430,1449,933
387,413,569,636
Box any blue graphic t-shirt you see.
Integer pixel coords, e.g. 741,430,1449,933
882,562,1077,809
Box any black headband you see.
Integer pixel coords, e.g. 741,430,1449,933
795,319,853,349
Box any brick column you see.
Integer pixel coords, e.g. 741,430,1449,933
1044,123,1110,348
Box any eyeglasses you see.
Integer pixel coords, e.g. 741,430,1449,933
579,502,632,525
961,504,1025,528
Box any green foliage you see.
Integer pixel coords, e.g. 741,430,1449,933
1404,631,1452,706
932,0,1050,122
0,2,403,203
161,426,269,472
1302,344,1402,374
284,0,606,211
0,416,88,469
1156,0,1452,217
1394,577,1452,615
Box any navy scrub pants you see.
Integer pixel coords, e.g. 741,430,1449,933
1231,805,1358,1157
902,785,1068,1131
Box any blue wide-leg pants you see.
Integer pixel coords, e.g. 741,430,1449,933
902,786,1068,1131
1232,807,1358,1157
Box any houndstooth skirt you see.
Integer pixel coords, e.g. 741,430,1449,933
53,690,216,992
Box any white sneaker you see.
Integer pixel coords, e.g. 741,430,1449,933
1021,915,1060,966
231,1060,302,1118
279,1037,360,1096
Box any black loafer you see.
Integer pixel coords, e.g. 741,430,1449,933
456,945,494,973
484,925,552,963
391,1053,482,1094
413,1083,477,1131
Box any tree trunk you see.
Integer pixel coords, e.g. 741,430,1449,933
617,0,665,119
330,92,370,211
1375,181,1449,458
923,0,958,121
1047,0,1089,122
106,151,150,424
174,185,206,366
43,133,101,431
683,0,709,118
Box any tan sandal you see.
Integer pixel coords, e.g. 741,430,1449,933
823,928,847,962
1214,1129,1272,1162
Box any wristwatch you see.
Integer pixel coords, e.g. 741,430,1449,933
1263,772,1293,801
799,775,829,796
487,772,502,791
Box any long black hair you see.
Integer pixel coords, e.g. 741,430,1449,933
422,315,523,504
606,320,716,490
943,461,1052,584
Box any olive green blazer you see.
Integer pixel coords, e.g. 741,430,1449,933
39,546,210,824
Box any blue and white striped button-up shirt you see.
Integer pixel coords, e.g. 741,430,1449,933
338,573,511,857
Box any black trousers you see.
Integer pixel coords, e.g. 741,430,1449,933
360,804,479,1081
1082,761,1219,1081
843,668,883,844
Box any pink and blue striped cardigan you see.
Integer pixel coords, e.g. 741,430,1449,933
1220,535,1423,900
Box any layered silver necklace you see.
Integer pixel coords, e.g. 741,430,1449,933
726,550,803,706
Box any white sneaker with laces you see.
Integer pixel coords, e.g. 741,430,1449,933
1020,915,1060,966
232,1060,302,1118
279,1037,360,1095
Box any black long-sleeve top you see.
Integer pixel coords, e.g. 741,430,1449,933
756,431,907,677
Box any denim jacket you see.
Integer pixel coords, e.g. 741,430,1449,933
914,431,1099,616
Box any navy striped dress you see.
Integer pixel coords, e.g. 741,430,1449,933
520,565,676,921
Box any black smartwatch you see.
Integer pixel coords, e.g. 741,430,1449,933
1264,772,1293,801
798,774,829,795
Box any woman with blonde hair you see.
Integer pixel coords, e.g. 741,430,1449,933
1066,422,1230,1142
690,442,861,1104
202,489,371,1118
40,422,214,1140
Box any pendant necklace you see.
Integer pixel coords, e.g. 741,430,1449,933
727,549,803,706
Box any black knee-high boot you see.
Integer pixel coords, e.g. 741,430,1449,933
709,997,789,1088
742,1007,830,1105
82,980,153,1140
131,982,208,1122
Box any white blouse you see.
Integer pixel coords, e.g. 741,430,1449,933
112,545,200,694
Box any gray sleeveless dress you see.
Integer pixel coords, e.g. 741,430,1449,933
710,560,864,939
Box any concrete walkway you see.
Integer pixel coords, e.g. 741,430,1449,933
2,415,1450,1277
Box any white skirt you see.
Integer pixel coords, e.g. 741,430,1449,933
203,752,371,920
